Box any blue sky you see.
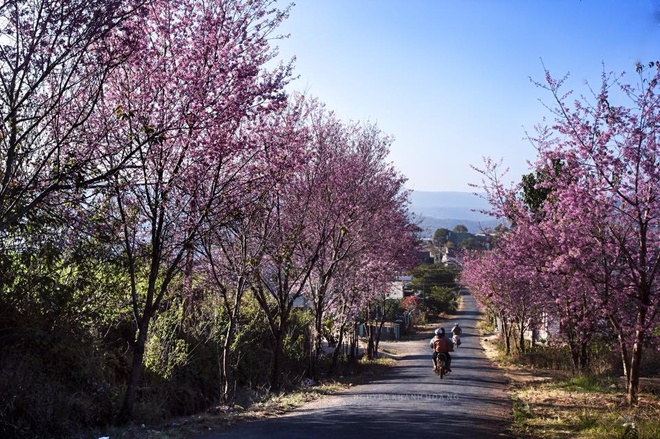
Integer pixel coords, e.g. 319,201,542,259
274,0,660,192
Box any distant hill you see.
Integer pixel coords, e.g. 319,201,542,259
408,191,501,234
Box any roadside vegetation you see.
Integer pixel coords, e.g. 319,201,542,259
479,321,660,439
87,355,398,439
0,1,435,437
83,273,459,439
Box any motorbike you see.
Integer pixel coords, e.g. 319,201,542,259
452,334,461,348
434,353,449,379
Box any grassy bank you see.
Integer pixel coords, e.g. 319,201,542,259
511,374,660,439
479,325,660,438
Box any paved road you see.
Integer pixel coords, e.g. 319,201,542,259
198,292,512,439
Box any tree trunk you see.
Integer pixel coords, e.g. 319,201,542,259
305,322,315,380
579,340,589,370
518,323,526,354
568,336,580,370
330,323,346,373
366,324,376,360
627,333,644,405
374,317,387,358
611,315,631,393
501,314,511,356
618,335,631,387
626,285,650,405
373,326,382,358
118,316,151,423
222,317,237,402
349,323,358,362
309,301,324,381
270,331,284,391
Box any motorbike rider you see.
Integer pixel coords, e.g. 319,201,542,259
451,323,462,346
429,328,453,372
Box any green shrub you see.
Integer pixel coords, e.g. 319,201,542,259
426,287,458,316
0,325,115,438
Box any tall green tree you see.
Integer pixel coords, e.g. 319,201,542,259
520,159,562,217
409,264,459,316
433,228,450,246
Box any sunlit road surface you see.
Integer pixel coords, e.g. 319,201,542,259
198,292,512,439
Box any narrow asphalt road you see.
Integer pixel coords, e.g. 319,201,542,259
198,292,512,439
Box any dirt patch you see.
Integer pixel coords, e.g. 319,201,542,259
94,355,404,439
378,328,431,357
96,381,354,439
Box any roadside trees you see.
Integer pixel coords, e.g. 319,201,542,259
246,99,418,388
528,65,660,404
409,263,459,316
0,0,142,234
462,240,544,355
302,117,417,379
197,96,310,402
95,0,292,421
470,64,660,405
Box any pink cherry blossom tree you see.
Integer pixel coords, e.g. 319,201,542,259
196,94,310,402
0,0,142,233
247,98,418,388
247,178,323,391
246,102,341,391
462,238,544,356
528,64,660,404
470,63,660,405
300,113,417,378
473,158,611,368
94,0,292,421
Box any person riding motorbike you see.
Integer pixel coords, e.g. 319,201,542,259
451,323,462,346
429,328,453,373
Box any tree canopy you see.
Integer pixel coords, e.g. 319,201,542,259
465,63,660,405
0,1,420,435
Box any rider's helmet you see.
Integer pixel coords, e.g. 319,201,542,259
434,328,444,336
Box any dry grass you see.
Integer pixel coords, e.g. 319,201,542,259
510,379,660,439
478,328,660,439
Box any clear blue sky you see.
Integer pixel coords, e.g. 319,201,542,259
274,0,660,192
